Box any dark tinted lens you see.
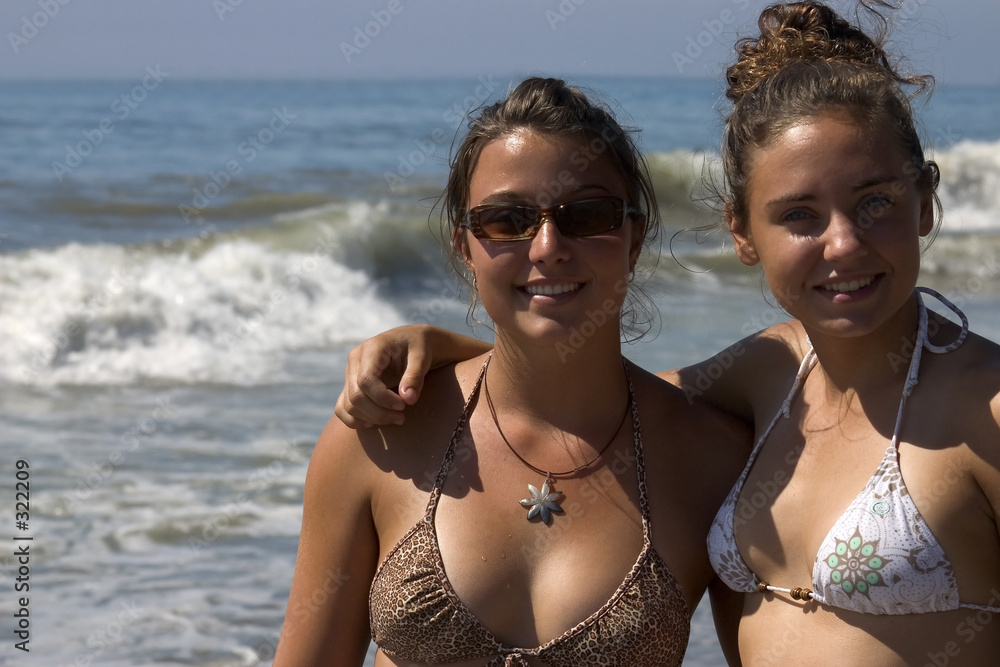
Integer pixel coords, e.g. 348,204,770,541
557,198,623,236
475,206,539,239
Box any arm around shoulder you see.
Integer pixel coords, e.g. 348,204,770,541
273,417,380,667
665,320,807,423
335,324,492,428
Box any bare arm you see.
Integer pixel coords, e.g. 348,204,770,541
335,324,491,428
658,321,807,423
708,578,744,666
273,418,379,666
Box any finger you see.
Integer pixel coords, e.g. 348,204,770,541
357,369,407,412
398,346,432,405
336,383,404,427
354,342,407,412
338,347,405,426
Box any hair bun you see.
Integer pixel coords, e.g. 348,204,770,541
726,1,892,103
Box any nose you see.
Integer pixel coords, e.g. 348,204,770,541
528,214,572,264
822,211,866,261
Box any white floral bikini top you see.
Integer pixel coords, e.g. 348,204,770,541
707,288,1000,615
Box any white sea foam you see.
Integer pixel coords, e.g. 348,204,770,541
932,139,1000,233
0,229,405,387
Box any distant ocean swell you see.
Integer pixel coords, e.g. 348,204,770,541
4,139,999,388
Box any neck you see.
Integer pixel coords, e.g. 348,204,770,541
804,294,921,399
487,332,629,434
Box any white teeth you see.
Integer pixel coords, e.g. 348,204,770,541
524,283,582,296
822,276,875,293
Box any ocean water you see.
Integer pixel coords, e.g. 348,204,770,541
1,78,999,666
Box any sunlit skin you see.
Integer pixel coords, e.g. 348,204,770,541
332,114,1000,665
717,113,1000,665
730,114,934,347
331,89,1000,661
459,129,641,355
277,127,750,666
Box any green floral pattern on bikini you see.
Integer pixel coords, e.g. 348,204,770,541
825,527,890,597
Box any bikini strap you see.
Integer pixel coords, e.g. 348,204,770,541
622,362,650,540
425,356,491,519
781,348,819,418
891,287,969,448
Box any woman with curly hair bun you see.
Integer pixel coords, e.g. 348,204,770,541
698,2,1000,663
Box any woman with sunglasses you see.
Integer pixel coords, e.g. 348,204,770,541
333,2,1000,664
274,77,749,666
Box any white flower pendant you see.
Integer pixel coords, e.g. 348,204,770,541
519,478,564,523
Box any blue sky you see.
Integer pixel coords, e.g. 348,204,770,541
1,0,997,86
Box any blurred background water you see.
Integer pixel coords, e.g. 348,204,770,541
1,77,999,665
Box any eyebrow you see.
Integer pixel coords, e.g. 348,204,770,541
763,175,902,210
852,175,902,191
764,192,814,210
476,184,615,206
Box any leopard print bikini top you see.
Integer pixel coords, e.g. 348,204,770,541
369,359,691,666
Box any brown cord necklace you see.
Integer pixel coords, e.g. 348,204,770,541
482,361,632,524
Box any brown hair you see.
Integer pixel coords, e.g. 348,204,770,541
441,76,660,340
722,1,940,234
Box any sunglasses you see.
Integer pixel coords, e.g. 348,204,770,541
462,196,638,241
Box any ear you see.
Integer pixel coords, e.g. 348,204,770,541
452,227,475,275
726,204,759,266
918,191,935,237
